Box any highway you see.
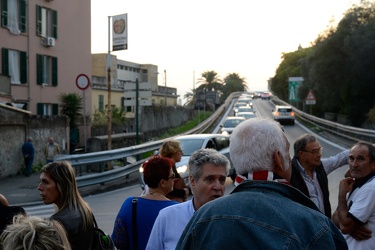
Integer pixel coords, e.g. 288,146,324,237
25,98,350,235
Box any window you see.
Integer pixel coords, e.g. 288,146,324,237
2,48,27,84
37,103,58,116
1,0,26,34
37,54,57,86
99,95,104,112
36,5,57,38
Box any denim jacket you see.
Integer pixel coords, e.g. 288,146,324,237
176,180,347,250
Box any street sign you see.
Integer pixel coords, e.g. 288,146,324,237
288,77,303,101
305,89,316,105
76,74,90,90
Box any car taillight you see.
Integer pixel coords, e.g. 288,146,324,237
291,112,295,116
275,112,280,117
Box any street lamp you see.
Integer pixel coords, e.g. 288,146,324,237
164,69,167,106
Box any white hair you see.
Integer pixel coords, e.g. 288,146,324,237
229,118,290,175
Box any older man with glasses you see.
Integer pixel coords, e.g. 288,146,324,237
290,133,349,218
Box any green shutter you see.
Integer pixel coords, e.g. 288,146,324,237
20,51,27,83
37,54,43,85
37,103,43,115
1,0,8,28
2,48,9,76
36,5,41,36
52,104,58,115
19,0,26,32
52,57,57,86
52,10,57,38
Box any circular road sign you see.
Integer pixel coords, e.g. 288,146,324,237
76,74,90,90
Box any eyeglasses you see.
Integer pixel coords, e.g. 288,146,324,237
167,173,175,179
301,147,323,156
348,156,367,163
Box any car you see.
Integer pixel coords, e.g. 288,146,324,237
261,91,271,100
236,111,256,120
235,107,255,115
253,91,263,99
237,97,253,107
233,102,248,114
220,116,246,135
272,105,295,125
139,134,237,189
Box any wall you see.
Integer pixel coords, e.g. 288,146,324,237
0,105,68,178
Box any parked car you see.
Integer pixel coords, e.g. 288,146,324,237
272,105,295,125
139,134,237,189
220,116,246,135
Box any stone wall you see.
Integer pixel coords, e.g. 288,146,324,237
0,105,68,178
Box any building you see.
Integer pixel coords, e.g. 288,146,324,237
91,53,179,119
0,0,92,116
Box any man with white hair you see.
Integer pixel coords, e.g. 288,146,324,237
176,118,348,249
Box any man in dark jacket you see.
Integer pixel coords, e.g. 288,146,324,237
290,133,349,218
21,136,34,177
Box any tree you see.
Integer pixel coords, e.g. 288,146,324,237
183,89,197,108
221,73,247,101
59,93,83,128
196,70,223,92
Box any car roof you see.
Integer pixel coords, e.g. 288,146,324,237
225,116,246,120
175,134,229,140
276,105,292,109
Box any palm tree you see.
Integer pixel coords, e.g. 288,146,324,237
222,73,248,100
59,93,83,128
196,70,223,92
183,89,197,107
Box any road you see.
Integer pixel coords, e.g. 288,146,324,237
25,99,350,235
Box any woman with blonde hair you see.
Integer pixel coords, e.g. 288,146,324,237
0,214,71,250
159,140,190,202
37,161,94,250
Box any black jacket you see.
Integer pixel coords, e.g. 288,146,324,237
290,156,332,218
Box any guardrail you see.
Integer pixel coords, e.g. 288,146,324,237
272,95,375,143
55,92,241,188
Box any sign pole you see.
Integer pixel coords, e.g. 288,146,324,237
82,90,87,152
107,16,112,151
75,74,90,153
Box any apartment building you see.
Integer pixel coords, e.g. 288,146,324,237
0,0,92,115
92,53,179,119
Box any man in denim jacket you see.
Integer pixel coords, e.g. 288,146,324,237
176,118,347,250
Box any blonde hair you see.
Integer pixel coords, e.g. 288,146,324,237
159,140,181,158
0,214,71,250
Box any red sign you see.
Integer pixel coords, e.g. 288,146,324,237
76,74,90,90
306,90,316,105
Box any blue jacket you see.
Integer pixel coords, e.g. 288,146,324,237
176,180,348,250
21,142,34,159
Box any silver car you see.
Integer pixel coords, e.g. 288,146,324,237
220,116,246,135
272,105,295,125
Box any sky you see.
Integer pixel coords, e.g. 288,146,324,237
91,0,361,104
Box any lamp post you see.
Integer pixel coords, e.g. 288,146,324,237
164,69,167,106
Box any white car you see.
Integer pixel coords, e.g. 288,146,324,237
272,105,295,125
140,134,236,189
220,116,246,135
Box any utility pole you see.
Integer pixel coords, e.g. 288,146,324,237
107,16,112,151
164,69,167,106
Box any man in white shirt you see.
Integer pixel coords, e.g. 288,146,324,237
146,148,230,250
332,141,375,249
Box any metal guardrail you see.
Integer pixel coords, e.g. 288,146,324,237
56,92,242,188
272,95,375,143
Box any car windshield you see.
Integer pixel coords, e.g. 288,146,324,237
178,139,204,155
238,113,256,119
224,119,244,128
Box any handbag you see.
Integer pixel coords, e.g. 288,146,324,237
92,215,116,250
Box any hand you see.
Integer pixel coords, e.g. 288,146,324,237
350,225,372,241
339,177,355,195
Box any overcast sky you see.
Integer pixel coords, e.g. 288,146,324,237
91,0,361,104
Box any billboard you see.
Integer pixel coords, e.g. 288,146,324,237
112,14,127,51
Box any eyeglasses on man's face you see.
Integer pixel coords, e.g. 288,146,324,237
301,146,323,156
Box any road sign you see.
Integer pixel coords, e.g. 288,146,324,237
76,74,90,90
288,77,303,101
305,89,316,105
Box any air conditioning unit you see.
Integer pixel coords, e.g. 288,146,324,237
41,37,55,47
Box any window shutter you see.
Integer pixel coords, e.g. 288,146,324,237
20,0,26,32
2,48,9,76
36,5,42,36
37,54,43,85
1,0,8,28
52,57,58,86
52,10,57,38
20,51,27,83
37,103,43,115
52,104,58,115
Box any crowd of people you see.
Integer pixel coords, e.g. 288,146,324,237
1,118,375,249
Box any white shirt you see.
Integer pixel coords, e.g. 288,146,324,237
345,176,375,250
146,199,195,250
